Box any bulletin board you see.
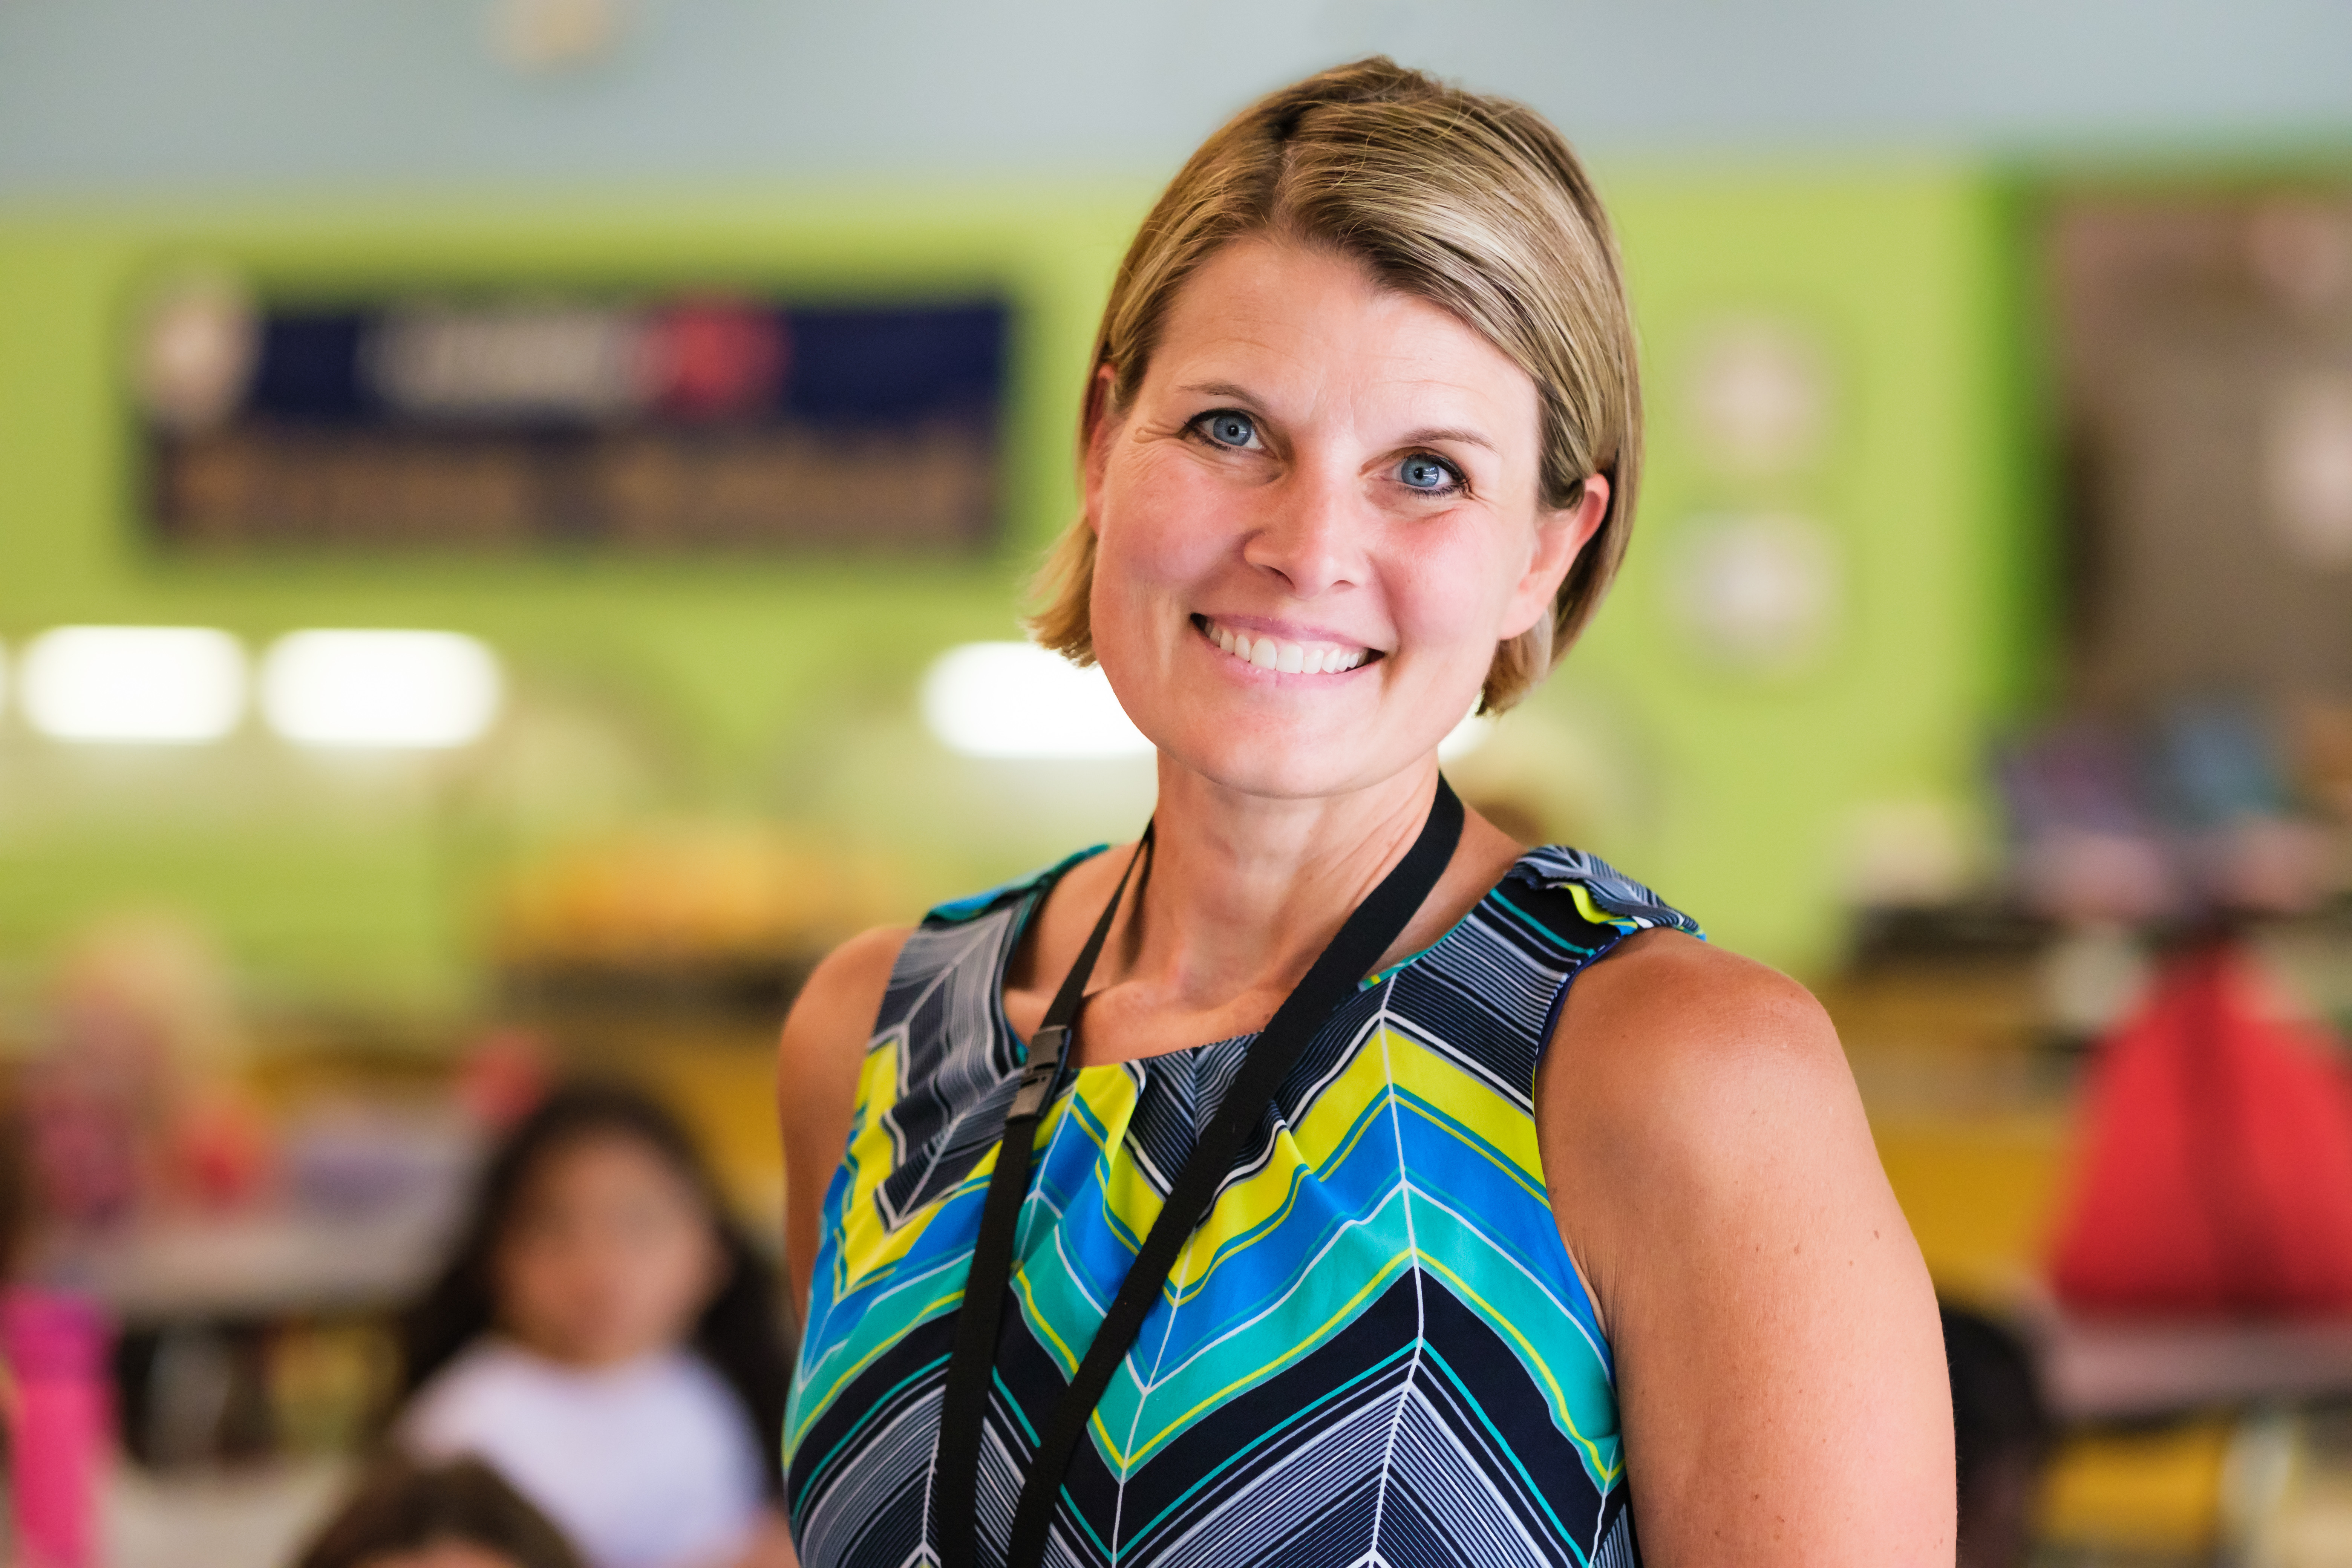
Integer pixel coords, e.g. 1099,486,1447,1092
2044,184,2352,710
139,287,1010,553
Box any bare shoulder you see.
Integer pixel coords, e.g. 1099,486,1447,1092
1537,929,1874,1301
1537,931,1951,1564
781,924,916,1068
1545,928,1852,1138
778,924,915,1314
778,923,916,1138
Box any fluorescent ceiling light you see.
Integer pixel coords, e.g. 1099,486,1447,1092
261,630,503,749
922,642,1153,759
21,626,247,744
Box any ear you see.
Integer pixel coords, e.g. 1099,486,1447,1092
1080,363,1122,537
1499,475,1611,639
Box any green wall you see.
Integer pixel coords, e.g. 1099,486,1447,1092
0,168,2028,1016
1570,164,2026,970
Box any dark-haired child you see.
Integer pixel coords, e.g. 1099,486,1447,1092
294,1456,583,1568
397,1084,794,1568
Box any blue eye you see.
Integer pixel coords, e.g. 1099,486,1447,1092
1200,411,1257,448
1399,454,1457,491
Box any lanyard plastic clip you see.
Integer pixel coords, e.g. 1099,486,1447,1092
1009,1026,1071,1121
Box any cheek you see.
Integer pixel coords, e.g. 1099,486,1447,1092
1095,450,1237,607
496,1238,570,1321
625,1218,717,1303
638,1243,719,1337
1386,521,1521,649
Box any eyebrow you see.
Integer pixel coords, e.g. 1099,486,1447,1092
1398,426,1498,454
1173,383,1499,455
1174,380,1263,406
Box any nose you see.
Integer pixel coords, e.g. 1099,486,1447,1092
1240,459,1364,600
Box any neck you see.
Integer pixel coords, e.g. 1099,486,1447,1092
1110,756,1446,1013
500,1327,669,1374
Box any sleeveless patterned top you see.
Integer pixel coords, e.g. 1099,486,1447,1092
785,844,1701,1568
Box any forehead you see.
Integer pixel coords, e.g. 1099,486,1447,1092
1148,236,1537,431
518,1129,690,1199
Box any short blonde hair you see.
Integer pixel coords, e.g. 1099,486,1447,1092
1030,57,1642,714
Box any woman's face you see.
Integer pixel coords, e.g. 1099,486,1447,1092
1084,236,1603,801
493,1131,722,1370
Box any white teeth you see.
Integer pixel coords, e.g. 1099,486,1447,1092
1202,619,1369,676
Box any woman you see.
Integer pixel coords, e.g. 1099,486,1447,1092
780,58,1952,1568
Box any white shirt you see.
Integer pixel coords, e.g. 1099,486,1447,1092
400,1338,767,1568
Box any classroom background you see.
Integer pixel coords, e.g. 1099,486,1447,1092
3,2,2352,1563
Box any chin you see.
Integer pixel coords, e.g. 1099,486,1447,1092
1151,714,1424,802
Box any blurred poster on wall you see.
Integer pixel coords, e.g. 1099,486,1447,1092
134,282,1009,552
2050,191,2352,709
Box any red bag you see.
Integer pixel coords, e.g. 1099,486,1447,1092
2050,941,2352,1315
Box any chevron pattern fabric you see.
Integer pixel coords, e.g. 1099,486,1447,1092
786,846,1700,1568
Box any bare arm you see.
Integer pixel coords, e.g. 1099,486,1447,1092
1539,933,1953,1566
778,925,913,1331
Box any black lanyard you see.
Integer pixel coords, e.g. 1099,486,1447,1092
934,776,1465,1568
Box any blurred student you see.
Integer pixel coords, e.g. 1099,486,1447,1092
293,1456,583,1568
5,1092,115,1568
1,1093,23,1421
398,1085,795,1568
1944,1306,2052,1568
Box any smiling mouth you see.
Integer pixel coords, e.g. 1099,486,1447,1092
1194,615,1379,675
